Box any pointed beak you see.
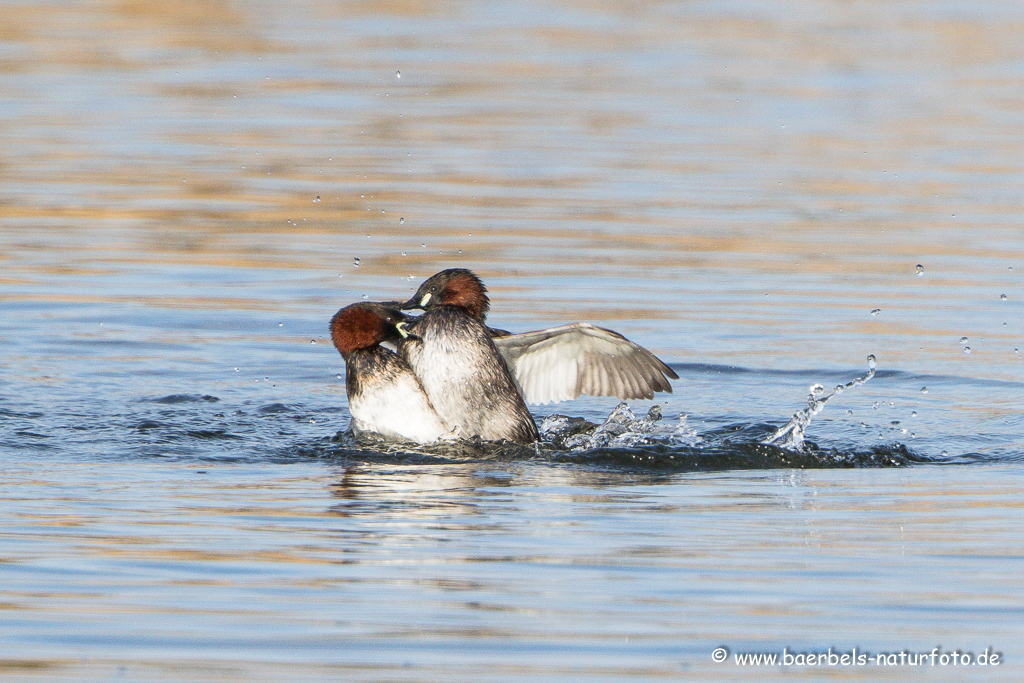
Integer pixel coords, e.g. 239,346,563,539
401,292,429,310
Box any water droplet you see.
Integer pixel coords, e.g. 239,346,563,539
846,409,853,416
915,264,924,276
1000,293,1007,300
870,308,881,316
313,195,321,203
278,322,283,327
421,243,426,248
809,383,825,395
395,70,401,79
963,346,971,354
361,294,369,300
941,450,948,457
1016,348,1020,354
921,386,928,394
309,418,316,424
310,339,316,344
353,257,360,267
401,251,407,256
234,367,239,372
399,217,404,225
959,336,968,344
911,411,918,417
834,385,845,394
866,354,876,369
336,374,342,380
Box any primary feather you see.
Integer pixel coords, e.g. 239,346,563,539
491,323,678,405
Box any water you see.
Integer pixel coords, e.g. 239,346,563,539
2,0,1024,680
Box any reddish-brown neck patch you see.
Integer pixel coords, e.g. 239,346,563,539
441,272,490,319
330,305,386,354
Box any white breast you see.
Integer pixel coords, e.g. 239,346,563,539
349,370,454,444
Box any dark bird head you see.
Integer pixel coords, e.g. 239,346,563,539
329,302,413,355
401,268,490,320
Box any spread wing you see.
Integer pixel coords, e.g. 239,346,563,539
491,323,678,405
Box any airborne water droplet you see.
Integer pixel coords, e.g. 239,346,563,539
867,354,876,369
396,70,401,79
1000,293,1007,300
963,346,971,354
959,336,968,344
915,264,924,276
353,257,360,267
870,308,881,316
313,195,321,203
921,386,928,394
399,217,404,225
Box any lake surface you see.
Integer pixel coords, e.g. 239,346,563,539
1,0,1023,680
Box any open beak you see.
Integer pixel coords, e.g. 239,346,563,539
395,320,421,341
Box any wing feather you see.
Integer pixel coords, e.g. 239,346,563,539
493,323,677,405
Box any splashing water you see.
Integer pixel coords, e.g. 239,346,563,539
763,355,877,451
540,403,699,450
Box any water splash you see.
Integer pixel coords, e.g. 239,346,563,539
763,355,877,451
539,403,699,450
